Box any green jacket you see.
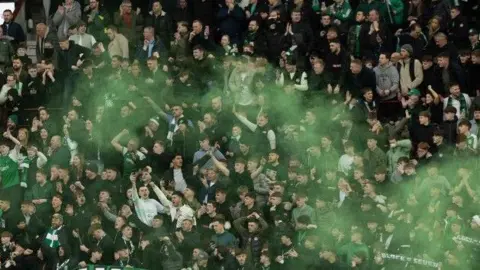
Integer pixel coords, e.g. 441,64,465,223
338,241,370,263
386,139,412,173
388,0,404,25
328,0,353,22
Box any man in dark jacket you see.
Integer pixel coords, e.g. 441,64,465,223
243,20,268,56
83,0,110,43
217,0,246,46
447,7,469,49
342,59,376,99
55,39,91,110
135,26,167,63
1,9,26,47
146,1,174,50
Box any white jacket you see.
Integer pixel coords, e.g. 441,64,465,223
152,185,196,228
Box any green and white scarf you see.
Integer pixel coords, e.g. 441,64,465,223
44,227,62,248
447,94,468,119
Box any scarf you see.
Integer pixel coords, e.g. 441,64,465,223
44,227,62,248
447,94,468,118
380,253,440,267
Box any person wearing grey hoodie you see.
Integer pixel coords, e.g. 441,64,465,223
374,52,400,101
375,52,401,120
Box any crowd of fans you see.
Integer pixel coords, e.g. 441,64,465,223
0,0,479,269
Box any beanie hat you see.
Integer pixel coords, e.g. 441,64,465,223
401,44,414,57
85,163,99,174
7,115,18,125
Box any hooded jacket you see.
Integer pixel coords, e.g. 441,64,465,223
374,62,400,100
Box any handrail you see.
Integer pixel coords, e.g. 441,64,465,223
12,0,26,20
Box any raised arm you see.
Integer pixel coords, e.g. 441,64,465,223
111,129,129,153
209,152,230,176
4,130,21,161
149,182,172,210
36,151,48,168
144,96,168,120
234,112,257,132
427,85,440,105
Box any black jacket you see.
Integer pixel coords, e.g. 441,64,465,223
2,22,26,46
342,67,376,98
145,12,174,49
54,41,91,76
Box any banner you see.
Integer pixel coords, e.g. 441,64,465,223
380,253,440,268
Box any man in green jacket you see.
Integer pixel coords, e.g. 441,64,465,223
327,0,353,24
0,129,22,208
337,230,370,264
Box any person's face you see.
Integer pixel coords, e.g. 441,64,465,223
3,11,12,23
449,85,460,96
182,219,193,231
206,169,217,180
171,106,182,118
212,221,224,233
51,216,62,228
193,49,203,59
368,10,378,22
437,57,448,67
329,42,340,53
170,194,181,206
179,0,187,8
111,57,120,68
152,2,161,13
419,115,428,125
367,139,377,149
152,143,163,155
350,63,361,74
192,22,202,34
199,139,210,151
120,106,130,117
173,156,183,167
71,156,81,167
127,139,137,152
435,37,446,47
99,191,110,202
460,55,470,64
248,21,258,32
12,58,22,70
68,110,77,121
355,11,365,22
470,34,479,44
139,187,149,199
243,195,254,206
122,226,133,238
105,169,116,180
267,153,278,163
257,115,268,127
450,8,459,19
379,54,388,65
458,124,469,134
143,29,154,40
59,40,70,50
291,12,301,23
214,191,226,203
321,15,331,26
106,29,115,40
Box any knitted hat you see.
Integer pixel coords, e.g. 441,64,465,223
85,163,98,174
7,115,18,125
400,44,414,57
408,88,421,96
149,116,160,126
